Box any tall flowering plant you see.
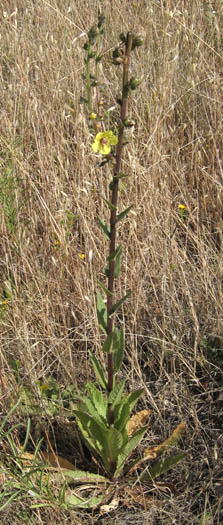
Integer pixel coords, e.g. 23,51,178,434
69,15,186,509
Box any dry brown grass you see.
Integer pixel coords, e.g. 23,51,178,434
0,0,223,523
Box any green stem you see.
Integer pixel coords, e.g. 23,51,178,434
86,53,92,114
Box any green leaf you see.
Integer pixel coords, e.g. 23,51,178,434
66,492,104,509
114,401,131,433
114,245,122,278
113,172,128,181
102,332,114,353
97,292,107,335
113,388,144,432
102,198,117,211
114,425,148,478
98,216,110,240
108,380,126,408
73,411,100,457
140,452,186,481
89,352,107,390
124,388,144,414
78,395,106,425
86,383,107,421
106,245,122,263
109,290,131,316
74,410,108,463
113,328,124,374
62,469,108,484
97,280,113,297
107,427,123,464
0,397,22,434
115,205,133,224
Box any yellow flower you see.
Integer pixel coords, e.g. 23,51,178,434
92,130,118,155
40,383,49,392
89,112,97,120
78,253,86,260
178,204,187,210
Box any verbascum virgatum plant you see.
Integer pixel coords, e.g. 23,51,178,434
68,14,186,508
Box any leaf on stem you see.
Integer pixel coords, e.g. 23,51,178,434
86,382,108,420
102,198,117,211
97,280,113,297
97,292,107,335
89,351,107,390
107,427,123,464
115,205,133,225
102,332,115,353
107,245,122,262
108,379,126,407
114,245,122,278
114,425,148,478
74,410,109,465
114,388,144,432
109,290,131,316
113,327,124,373
98,216,110,240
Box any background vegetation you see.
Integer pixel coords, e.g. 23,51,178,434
0,0,222,523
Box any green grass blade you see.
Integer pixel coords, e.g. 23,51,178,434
0,397,22,433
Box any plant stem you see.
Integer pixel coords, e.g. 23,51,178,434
86,53,93,114
106,33,133,410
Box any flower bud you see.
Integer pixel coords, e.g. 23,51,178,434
113,57,123,65
132,35,144,50
88,26,98,44
124,119,135,127
129,77,142,90
119,32,127,44
98,14,105,29
113,47,122,58
88,51,96,59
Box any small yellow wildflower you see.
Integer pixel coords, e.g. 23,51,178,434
40,383,49,392
92,130,118,155
78,253,86,260
89,112,97,120
178,204,187,210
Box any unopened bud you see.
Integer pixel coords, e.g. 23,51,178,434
88,51,96,59
88,26,98,44
113,47,122,59
119,32,127,44
132,35,144,50
113,57,123,65
124,119,135,127
98,14,105,29
129,77,142,90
